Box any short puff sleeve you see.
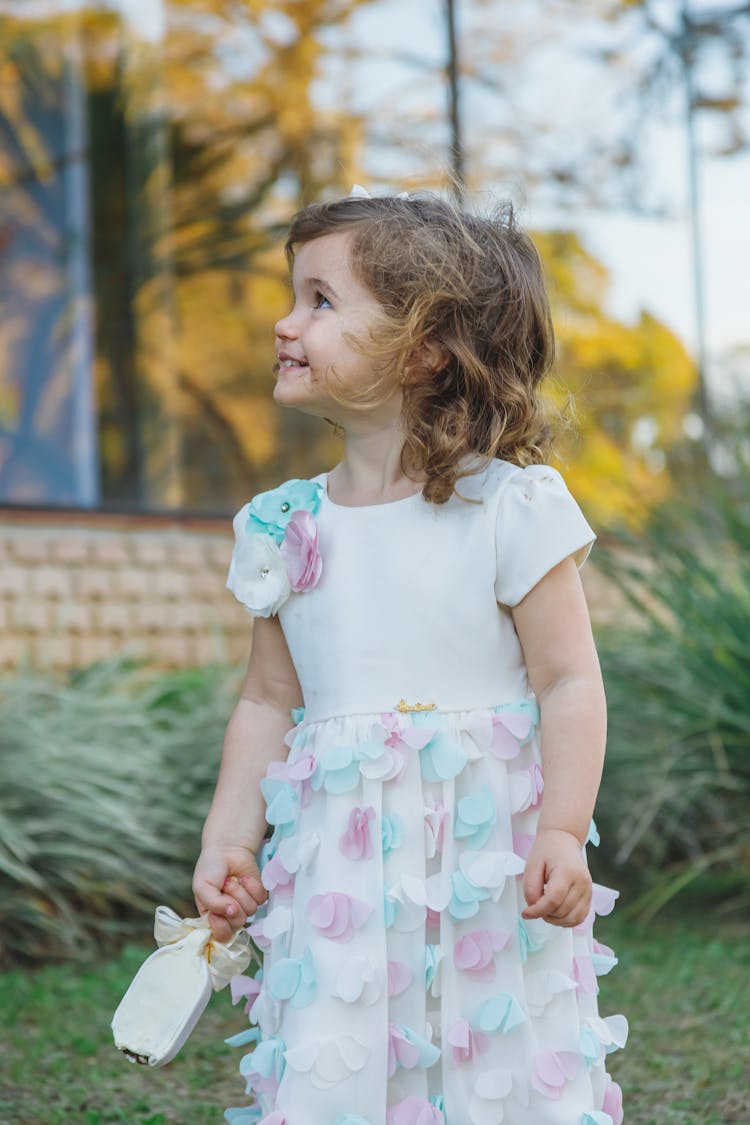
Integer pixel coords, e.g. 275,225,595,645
494,465,595,607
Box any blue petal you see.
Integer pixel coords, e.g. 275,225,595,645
381,814,404,854
518,919,546,962
290,706,306,724
448,871,489,920
421,734,466,783
454,785,497,848
586,818,600,847
323,760,362,795
580,1025,601,1067
334,1117,372,1125
472,992,527,1034
400,1025,441,1068
424,944,440,991
224,1108,262,1125
224,1027,260,1048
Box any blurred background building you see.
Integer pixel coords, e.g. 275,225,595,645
1,0,748,669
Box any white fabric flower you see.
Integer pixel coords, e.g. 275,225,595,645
226,532,290,617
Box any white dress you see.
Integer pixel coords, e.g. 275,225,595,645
224,460,626,1125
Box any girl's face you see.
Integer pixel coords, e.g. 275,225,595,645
273,231,398,423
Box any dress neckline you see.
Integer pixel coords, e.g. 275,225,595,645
322,472,424,511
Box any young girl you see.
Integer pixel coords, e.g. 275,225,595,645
193,190,626,1125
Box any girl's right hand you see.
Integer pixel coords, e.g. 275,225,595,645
192,844,268,942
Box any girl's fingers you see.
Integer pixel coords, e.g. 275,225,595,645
522,873,573,920
223,877,265,918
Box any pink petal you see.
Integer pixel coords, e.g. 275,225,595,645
513,832,536,859
387,960,412,996
602,1079,624,1125
573,955,597,995
592,884,619,916
307,892,336,930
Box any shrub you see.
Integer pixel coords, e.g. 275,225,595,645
0,659,240,966
595,444,750,917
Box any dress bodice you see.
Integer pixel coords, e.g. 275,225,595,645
277,461,594,722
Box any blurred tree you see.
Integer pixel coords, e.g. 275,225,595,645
538,229,696,528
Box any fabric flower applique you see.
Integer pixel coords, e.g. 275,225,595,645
265,946,317,1008
386,1096,445,1125
227,479,323,617
284,1033,369,1091
446,1018,489,1065
339,806,376,860
454,928,512,981
424,802,450,858
454,785,497,849
387,1023,441,1077
307,891,373,942
471,992,528,1035
509,763,544,812
382,814,405,854
332,954,383,1005
579,1015,629,1067
387,960,412,997
239,1034,286,1099
531,1050,581,1100
468,1067,525,1125
424,943,443,997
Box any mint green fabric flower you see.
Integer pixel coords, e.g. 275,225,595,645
247,479,324,542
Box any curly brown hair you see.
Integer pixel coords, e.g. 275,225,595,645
285,193,554,504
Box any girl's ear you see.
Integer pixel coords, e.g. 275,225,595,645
404,338,451,383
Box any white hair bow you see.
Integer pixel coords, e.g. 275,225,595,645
349,183,409,200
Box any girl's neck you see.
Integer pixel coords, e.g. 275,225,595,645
329,422,423,505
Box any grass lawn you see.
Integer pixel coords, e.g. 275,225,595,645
1,909,747,1125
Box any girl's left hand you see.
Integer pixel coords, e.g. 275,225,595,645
521,828,592,927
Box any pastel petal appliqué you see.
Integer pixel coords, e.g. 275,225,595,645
454,929,511,981
387,1097,445,1125
333,955,383,1006
472,992,527,1034
307,892,373,942
339,806,376,860
446,1018,489,1065
531,1050,581,1099
468,1068,516,1125
280,509,322,592
284,1034,369,1091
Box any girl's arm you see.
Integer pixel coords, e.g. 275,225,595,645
511,555,607,927
193,614,303,942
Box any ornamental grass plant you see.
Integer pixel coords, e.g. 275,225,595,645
0,659,240,967
594,430,750,918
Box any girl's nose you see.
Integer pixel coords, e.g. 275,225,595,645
274,309,299,338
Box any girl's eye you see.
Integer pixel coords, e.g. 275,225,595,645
313,292,332,310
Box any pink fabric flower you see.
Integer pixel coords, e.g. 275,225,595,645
602,1078,624,1125
387,1097,444,1125
453,928,511,981
490,710,532,759
229,972,261,1015
339,806,376,860
531,1050,580,1099
260,850,295,893
512,832,535,859
573,954,597,995
285,752,316,806
387,960,412,996
527,763,544,807
258,1113,286,1125
387,1024,420,1076
446,1018,489,1065
307,892,373,942
574,883,620,934
280,509,322,592
425,906,441,931
246,917,271,951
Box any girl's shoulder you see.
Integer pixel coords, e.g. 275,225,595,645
456,456,571,505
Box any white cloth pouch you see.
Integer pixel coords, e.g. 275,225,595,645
111,905,253,1067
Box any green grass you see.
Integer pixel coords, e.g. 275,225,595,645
1,912,748,1125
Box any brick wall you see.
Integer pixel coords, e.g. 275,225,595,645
0,510,619,673
0,510,251,671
